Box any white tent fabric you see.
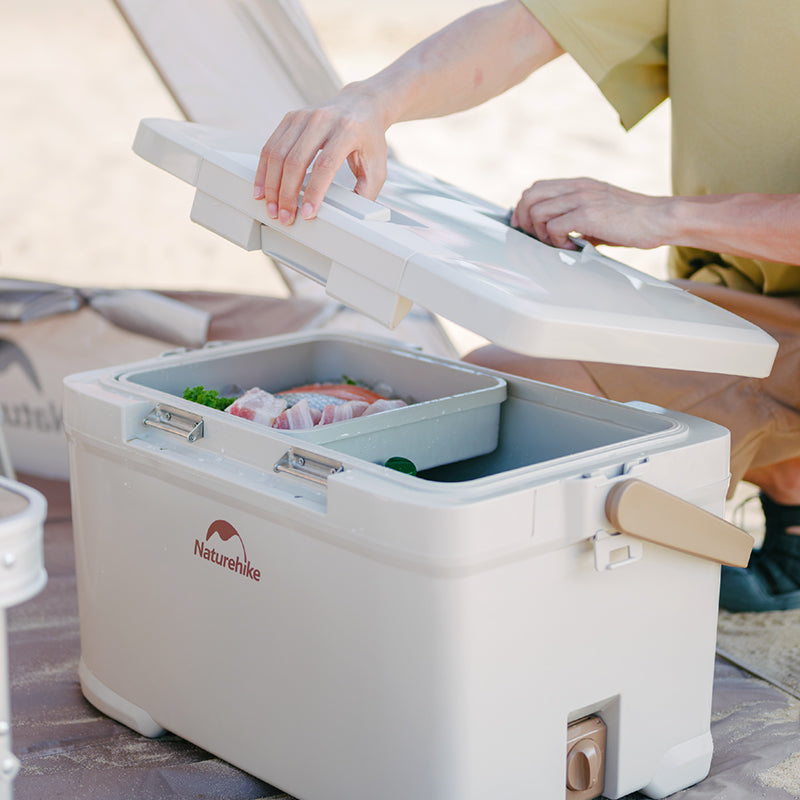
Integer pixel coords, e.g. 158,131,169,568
112,0,341,135
111,0,455,353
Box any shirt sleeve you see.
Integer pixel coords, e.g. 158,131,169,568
520,0,669,129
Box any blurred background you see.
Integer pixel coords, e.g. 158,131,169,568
1,0,672,299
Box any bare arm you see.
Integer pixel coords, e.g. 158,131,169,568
254,1,562,225
366,0,561,124
669,192,800,265
512,178,800,266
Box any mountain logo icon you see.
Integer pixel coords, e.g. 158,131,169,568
205,519,248,562
193,519,261,582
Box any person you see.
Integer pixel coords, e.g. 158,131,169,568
254,0,800,611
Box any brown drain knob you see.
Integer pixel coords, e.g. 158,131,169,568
566,716,606,800
567,739,603,791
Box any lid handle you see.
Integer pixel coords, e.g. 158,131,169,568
605,478,753,567
323,182,391,221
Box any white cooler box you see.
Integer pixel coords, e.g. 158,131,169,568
64,119,778,800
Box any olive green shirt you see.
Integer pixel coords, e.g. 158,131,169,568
521,0,800,295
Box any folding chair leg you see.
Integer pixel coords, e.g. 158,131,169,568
0,416,15,481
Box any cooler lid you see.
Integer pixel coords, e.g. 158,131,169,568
134,117,777,377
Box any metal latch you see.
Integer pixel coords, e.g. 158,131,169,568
143,404,204,442
274,447,343,486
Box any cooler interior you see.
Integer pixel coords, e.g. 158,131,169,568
113,335,682,481
417,386,679,483
116,335,506,471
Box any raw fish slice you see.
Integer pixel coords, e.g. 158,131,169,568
319,404,338,426
362,398,408,416
276,392,348,412
278,383,386,404
333,400,370,421
319,400,370,425
227,387,286,426
272,398,317,430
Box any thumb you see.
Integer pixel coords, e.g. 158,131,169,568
348,152,386,201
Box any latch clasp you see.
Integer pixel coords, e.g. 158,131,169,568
593,530,643,572
274,447,343,486
143,404,204,442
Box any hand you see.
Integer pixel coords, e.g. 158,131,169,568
253,84,390,226
511,177,672,250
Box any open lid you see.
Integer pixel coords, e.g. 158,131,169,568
134,118,778,377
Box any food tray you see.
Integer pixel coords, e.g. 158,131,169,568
117,332,507,472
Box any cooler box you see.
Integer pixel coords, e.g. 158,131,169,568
64,118,777,800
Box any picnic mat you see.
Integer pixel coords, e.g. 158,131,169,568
715,490,800,704
717,609,800,701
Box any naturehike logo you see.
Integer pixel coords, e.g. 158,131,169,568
0,338,63,436
193,520,261,582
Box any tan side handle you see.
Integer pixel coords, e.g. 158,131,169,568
605,479,754,568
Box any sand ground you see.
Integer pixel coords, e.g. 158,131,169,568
1,0,672,300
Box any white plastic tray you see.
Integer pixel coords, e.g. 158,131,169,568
116,332,507,472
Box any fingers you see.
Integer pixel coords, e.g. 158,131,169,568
515,177,641,248
255,102,388,226
514,178,666,250
348,147,387,201
514,179,590,247
298,118,382,216
254,112,297,212
297,129,387,220
255,109,332,225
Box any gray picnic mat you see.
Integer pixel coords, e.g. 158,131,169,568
717,609,800,700
615,657,800,799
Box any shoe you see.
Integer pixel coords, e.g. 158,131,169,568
719,493,800,612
